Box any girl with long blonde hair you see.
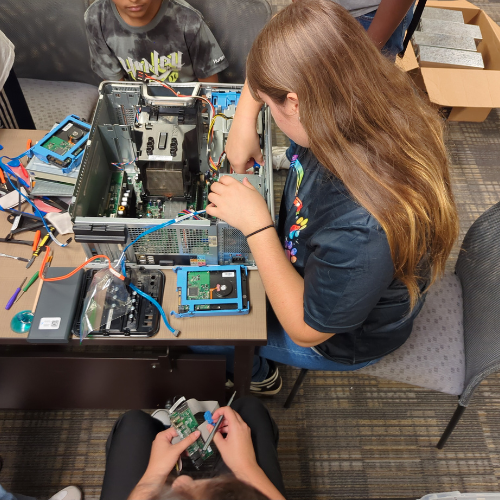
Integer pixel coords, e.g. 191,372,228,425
198,0,459,394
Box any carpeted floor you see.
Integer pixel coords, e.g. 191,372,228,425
2,1,500,499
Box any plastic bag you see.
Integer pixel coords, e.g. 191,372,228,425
79,268,130,342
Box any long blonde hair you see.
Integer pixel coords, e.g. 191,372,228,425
247,0,459,308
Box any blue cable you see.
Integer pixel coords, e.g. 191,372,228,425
0,152,70,247
120,255,180,335
130,282,179,336
117,210,205,336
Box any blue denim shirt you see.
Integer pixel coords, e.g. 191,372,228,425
278,146,427,364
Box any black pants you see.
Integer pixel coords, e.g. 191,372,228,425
100,396,286,500
0,69,35,129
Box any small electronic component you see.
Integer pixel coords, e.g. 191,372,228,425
169,396,213,469
172,265,249,318
31,114,90,173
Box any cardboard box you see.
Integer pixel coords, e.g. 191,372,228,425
398,0,500,122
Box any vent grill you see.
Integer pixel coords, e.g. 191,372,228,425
222,228,250,254
180,229,210,254
129,227,179,254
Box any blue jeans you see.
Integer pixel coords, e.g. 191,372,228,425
0,485,36,500
357,6,414,59
190,312,380,382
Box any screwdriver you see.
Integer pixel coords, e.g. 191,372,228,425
26,231,51,269
201,391,236,454
6,277,27,310
32,230,41,253
13,271,39,304
0,169,6,190
0,253,29,262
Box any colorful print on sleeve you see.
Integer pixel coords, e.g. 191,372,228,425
284,155,308,264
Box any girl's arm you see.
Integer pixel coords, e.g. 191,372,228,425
224,81,264,174
246,218,333,347
207,176,334,348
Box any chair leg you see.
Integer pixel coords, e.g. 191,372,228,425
437,404,466,449
284,369,309,409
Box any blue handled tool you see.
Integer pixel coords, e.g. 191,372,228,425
6,277,27,310
201,391,236,453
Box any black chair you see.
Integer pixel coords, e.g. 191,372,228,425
186,0,272,83
284,201,500,449
0,0,99,129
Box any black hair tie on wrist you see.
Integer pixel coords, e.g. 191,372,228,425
245,224,275,239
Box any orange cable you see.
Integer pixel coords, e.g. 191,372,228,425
40,254,118,282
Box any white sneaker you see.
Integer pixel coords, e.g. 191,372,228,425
152,408,171,427
272,147,291,170
48,486,81,500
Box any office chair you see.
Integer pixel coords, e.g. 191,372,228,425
284,201,500,449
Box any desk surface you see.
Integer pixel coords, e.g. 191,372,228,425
0,129,267,344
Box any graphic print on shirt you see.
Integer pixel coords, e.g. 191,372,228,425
118,50,184,82
284,155,308,264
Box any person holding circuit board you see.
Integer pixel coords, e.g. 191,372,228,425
99,397,286,500
192,0,459,393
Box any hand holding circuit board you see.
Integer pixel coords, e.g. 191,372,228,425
145,426,201,483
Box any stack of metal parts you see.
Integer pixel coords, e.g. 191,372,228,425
413,7,484,70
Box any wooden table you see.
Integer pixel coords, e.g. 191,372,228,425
0,129,267,409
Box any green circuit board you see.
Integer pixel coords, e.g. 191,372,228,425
169,398,213,468
42,136,73,155
104,172,124,216
187,271,210,300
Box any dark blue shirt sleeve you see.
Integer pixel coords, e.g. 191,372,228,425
303,220,395,334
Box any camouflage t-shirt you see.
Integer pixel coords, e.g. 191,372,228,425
84,0,229,82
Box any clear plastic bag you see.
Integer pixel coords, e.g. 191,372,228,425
79,268,130,342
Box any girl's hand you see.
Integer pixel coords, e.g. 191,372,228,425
225,119,264,174
225,81,264,174
206,176,273,235
140,428,200,485
206,406,259,479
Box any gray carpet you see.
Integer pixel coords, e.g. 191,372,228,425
2,1,500,499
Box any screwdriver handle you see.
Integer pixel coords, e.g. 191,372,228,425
32,230,41,251
6,287,22,310
23,271,39,292
34,232,51,257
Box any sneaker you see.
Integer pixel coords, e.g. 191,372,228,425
250,361,283,396
152,409,171,427
272,147,291,171
48,486,82,500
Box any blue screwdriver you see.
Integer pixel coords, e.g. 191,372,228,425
6,277,27,310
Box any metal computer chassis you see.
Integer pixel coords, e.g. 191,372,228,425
70,81,274,269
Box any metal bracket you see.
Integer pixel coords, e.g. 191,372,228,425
158,348,174,373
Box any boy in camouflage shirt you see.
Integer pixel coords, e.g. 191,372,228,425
84,0,229,83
